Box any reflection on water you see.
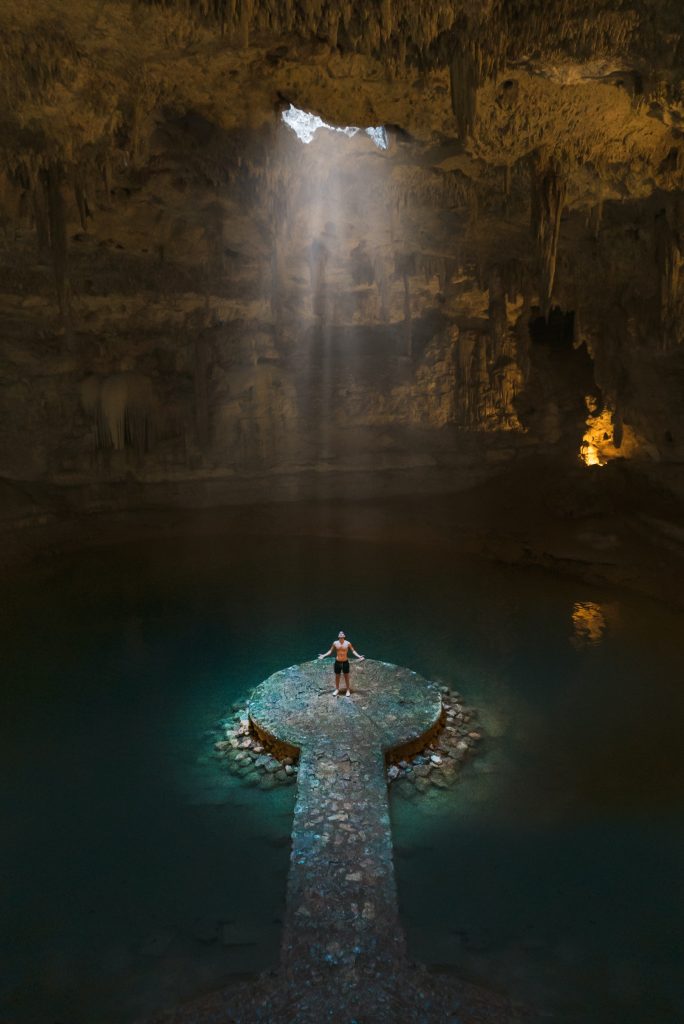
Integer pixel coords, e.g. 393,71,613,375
1,536,683,1024
571,600,607,647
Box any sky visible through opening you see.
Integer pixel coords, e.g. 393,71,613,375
282,103,388,149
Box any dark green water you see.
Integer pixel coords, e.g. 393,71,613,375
1,534,682,1023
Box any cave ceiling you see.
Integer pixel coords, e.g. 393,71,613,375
1,1,683,494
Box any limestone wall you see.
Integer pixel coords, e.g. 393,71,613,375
1,0,683,517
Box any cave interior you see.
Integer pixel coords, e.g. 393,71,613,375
1,2,684,1023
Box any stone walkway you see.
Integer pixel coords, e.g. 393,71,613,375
147,661,530,1024
248,660,442,1020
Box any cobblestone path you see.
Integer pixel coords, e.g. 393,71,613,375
248,659,442,1019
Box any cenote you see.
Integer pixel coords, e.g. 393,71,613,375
3,6,684,1018
2,533,682,1024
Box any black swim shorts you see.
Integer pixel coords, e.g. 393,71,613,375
334,660,350,674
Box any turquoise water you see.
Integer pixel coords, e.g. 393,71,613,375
1,534,682,1023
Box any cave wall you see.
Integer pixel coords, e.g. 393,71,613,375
1,0,684,516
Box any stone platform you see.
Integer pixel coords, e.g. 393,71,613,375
148,661,528,1024
248,658,443,759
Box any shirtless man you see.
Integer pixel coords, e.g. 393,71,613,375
318,631,365,697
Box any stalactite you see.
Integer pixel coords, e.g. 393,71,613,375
327,7,339,49
530,151,566,316
43,163,69,313
102,156,112,204
572,306,582,348
612,406,623,449
0,171,15,241
0,19,80,107
203,199,225,281
267,168,289,325
194,337,210,449
588,201,603,240
390,168,472,213
457,333,477,426
403,272,412,357
373,251,391,322
32,178,50,251
654,206,683,347
127,0,664,81
498,257,529,306
487,267,507,349
240,0,251,47
450,41,478,141
381,0,392,43
81,373,157,452
73,169,92,231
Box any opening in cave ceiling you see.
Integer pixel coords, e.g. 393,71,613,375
281,104,388,149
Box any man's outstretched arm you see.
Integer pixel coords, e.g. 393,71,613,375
349,645,365,660
318,646,335,659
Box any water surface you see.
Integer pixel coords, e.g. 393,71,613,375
1,535,682,1023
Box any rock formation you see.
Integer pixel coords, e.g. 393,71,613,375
0,0,683,516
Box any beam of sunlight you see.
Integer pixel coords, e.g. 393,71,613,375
273,101,393,500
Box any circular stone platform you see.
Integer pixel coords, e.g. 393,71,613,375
248,658,443,759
